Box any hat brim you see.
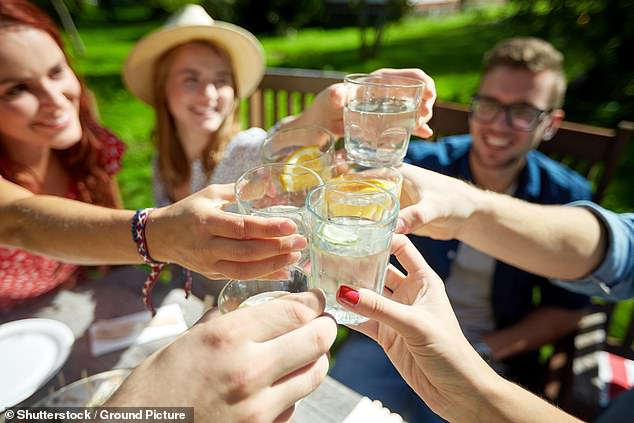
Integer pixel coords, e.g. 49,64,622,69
123,22,264,105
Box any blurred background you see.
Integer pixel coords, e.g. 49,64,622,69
37,0,633,211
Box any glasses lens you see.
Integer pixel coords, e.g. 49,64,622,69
510,105,541,131
472,97,500,121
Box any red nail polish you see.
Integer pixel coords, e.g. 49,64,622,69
338,286,360,306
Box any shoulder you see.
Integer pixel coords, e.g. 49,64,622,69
92,124,126,176
405,134,471,169
527,151,592,200
227,128,267,150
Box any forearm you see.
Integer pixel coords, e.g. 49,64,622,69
476,375,582,423
461,190,606,279
483,307,585,360
0,194,139,265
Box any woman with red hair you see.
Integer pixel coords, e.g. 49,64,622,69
0,0,305,312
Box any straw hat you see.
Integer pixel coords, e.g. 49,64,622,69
123,4,265,105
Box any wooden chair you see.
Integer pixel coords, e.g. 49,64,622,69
427,100,634,202
244,67,346,130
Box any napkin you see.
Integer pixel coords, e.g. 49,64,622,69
89,304,187,356
342,396,404,423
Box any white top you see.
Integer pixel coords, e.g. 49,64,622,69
153,127,266,207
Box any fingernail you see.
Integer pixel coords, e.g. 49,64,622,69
279,219,298,234
338,286,360,306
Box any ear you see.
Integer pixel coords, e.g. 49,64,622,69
543,109,565,141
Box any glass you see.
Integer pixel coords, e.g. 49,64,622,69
470,95,552,131
343,73,424,167
306,180,399,325
235,163,323,264
326,160,403,198
217,267,310,313
260,125,336,180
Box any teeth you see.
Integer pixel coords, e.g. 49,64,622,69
40,113,68,126
487,137,510,147
192,106,214,113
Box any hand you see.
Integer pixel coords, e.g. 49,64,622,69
281,68,437,140
107,290,337,422
335,235,499,421
396,164,483,239
148,184,306,280
371,68,436,139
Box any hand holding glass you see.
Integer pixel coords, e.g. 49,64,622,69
344,73,424,167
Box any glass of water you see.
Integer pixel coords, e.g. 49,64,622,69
344,73,424,167
217,266,310,313
306,180,399,325
261,125,336,180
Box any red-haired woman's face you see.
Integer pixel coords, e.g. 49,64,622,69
0,27,82,153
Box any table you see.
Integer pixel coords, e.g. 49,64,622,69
0,265,365,422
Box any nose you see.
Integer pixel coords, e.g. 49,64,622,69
38,80,68,110
490,108,513,131
204,83,219,102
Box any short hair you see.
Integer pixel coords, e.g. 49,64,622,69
483,37,567,109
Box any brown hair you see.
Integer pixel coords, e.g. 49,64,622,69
0,0,120,207
152,40,240,196
483,37,567,109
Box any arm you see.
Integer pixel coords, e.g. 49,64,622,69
107,290,337,422
335,235,582,423
0,178,305,280
397,164,607,280
483,307,585,361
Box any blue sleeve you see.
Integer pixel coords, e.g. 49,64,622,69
551,201,634,301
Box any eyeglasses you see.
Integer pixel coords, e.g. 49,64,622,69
470,95,552,132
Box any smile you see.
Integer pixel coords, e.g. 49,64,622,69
34,113,71,129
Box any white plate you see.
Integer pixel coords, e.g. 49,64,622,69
0,318,74,410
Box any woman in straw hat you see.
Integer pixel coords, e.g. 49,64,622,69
124,4,267,207
0,0,305,312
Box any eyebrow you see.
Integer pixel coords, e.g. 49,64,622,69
0,60,66,86
175,68,232,78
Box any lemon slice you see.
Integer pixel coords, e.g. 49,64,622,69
279,146,323,191
326,181,387,219
319,224,358,245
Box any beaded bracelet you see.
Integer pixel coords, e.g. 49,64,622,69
131,208,192,315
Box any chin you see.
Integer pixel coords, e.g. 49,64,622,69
51,126,83,150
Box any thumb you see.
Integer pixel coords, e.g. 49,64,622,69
396,205,428,234
336,285,413,336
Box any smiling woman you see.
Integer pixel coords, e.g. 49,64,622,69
0,0,125,311
122,4,267,207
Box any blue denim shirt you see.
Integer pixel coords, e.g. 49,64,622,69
552,202,634,301
403,135,593,328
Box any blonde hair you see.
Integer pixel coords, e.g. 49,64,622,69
152,40,241,193
483,37,567,109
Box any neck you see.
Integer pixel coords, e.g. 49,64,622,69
176,124,211,163
3,142,51,182
469,152,523,193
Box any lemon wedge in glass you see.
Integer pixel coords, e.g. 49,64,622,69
279,146,323,191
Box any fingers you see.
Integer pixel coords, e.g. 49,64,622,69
207,211,299,240
266,354,330,421
209,235,306,261
389,234,433,276
213,252,301,280
264,314,336,379
230,290,330,342
337,286,414,339
395,205,429,234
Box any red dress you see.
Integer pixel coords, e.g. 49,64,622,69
0,127,125,312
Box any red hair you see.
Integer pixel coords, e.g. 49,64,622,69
0,0,120,207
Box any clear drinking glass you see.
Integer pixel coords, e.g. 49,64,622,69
306,180,399,325
235,163,323,265
343,73,424,167
261,125,336,180
217,266,310,313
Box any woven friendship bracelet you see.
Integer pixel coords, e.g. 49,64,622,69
131,208,192,315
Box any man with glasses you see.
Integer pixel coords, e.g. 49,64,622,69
330,37,592,423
